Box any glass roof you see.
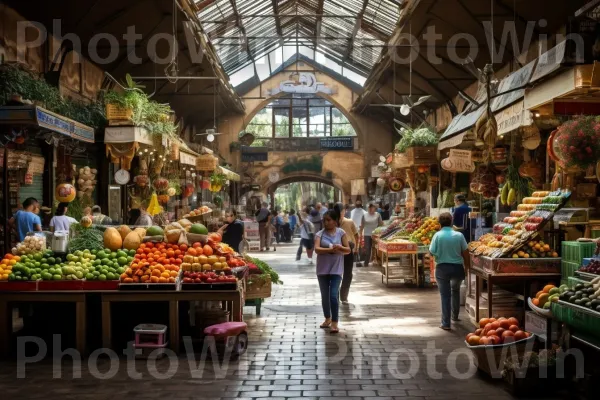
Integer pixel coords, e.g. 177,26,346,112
197,0,400,86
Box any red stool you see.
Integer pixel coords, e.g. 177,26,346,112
204,322,248,358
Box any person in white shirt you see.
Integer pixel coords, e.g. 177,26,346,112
296,207,316,264
49,203,78,232
350,200,366,230
360,203,383,267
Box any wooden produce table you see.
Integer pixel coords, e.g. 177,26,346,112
101,287,243,353
378,240,419,286
469,256,561,322
0,291,87,357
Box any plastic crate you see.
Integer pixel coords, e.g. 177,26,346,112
568,276,589,289
551,301,600,336
561,260,580,280
561,241,596,264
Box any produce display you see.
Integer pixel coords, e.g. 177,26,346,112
559,277,600,312
183,206,212,219
374,214,440,246
531,283,565,309
182,271,237,284
579,259,600,275
8,249,133,281
408,217,440,246
13,235,46,255
469,190,569,258
466,317,531,346
0,254,18,281
120,242,183,283
245,256,282,284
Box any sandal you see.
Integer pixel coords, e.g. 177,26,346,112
330,323,339,334
320,319,332,329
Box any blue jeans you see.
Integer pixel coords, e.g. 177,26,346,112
435,263,465,328
317,275,342,322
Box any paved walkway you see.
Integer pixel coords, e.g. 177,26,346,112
0,243,516,400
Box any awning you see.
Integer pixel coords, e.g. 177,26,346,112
438,42,567,148
217,166,240,182
0,105,94,143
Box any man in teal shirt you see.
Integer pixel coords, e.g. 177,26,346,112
430,212,470,330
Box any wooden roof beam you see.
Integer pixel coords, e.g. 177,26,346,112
341,0,369,63
229,0,250,54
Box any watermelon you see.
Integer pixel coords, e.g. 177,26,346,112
190,224,208,235
146,226,164,236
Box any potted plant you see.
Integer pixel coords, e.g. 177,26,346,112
394,127,439,167
104,74,150,124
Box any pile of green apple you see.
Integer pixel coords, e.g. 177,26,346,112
8,249,134,281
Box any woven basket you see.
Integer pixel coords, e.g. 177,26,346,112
246,275,272,299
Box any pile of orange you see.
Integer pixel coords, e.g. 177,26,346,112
466,317,530,346
120,242,185,283
0,254,20,281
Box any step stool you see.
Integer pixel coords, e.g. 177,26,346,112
133,323,168,358
203,322,248,359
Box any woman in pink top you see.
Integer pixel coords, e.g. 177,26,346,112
314,210,351,334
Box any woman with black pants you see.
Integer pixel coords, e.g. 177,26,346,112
333,203,358,305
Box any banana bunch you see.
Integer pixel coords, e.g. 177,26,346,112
475,109,498,149
147,193,163,216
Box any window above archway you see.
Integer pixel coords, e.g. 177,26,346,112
246,94,356,143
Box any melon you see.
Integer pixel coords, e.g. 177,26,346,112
117,225,132,241
103,227,123,251
133,227,147,240
190,224,208,235
80,216,92,228
123,231,142,250
146,226,164,236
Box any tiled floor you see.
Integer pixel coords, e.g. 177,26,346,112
0,243,516,399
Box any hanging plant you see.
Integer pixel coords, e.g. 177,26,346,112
395,127,438,153
554,116,600,170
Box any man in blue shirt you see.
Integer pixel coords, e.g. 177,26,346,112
9,197,42,242
430,212,470,331
451,194,471,243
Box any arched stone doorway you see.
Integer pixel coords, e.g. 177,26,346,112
266,173,345,209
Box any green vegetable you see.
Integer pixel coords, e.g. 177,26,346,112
68,228,104,252
246,256,282,284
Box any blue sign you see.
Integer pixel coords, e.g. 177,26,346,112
0,106,94,143
320,137,353,150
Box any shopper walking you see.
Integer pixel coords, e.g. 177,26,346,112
350,199,366,230
429,212,469,330
315,211,351,334
289,209,298,239
310,207,323,232
333,203,358,305
255,202,270,251
360,203,383,267
296,208,315,264
451,194,472,243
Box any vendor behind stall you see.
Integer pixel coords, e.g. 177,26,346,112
451,194,471,242
217,209,245,252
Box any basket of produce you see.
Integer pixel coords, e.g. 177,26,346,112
465,317,535,377
528,283,566,317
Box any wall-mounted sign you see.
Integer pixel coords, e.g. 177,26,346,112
267,72,337,96
441,149,476,173
241,152,268,162
320,137,353,150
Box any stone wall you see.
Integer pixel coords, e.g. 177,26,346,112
216,60,394,198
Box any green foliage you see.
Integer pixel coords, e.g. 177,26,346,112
395,127,438,153
105,74,177,137
0,64,106,129
210,172,227,187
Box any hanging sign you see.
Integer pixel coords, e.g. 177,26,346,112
441,149,476,173
195,154,218,171
320,137,354,150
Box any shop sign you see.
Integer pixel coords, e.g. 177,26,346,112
105,126,153,145
195,154,218,171
241,145,269,162
441,149,475,173
180,150,197,166
351,179,366,195
267,72,336,96
495,101,533,135
320,137,354,150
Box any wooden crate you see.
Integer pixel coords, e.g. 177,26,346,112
246,275,272,299
106,104,134,124
392,147,437,168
